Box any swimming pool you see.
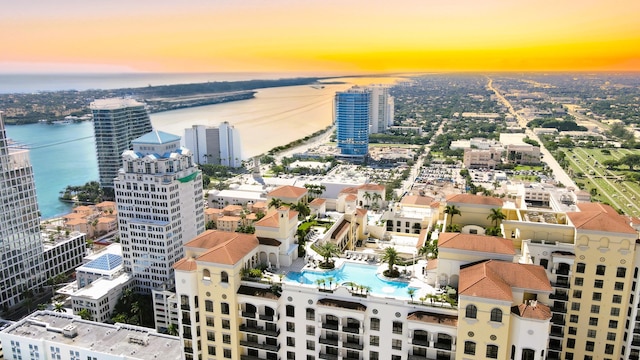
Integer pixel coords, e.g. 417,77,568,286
286,262,416,298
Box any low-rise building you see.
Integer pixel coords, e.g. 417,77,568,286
463,148,502,169
71,273,134,323
42,231,86,282
506,144,541,165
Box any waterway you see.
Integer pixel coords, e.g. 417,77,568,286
4,75,405,219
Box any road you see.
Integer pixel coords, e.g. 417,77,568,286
486,77,578,189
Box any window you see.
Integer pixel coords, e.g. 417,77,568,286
207,331,215,341
609,320,618,329
594,279,603,288
370,318,380,331
617,267,626,278
591,305,600,314
540,259,549,269
574,277,583,286
587,329,596,338
465,304,477,319
486,345,499,359
568,327,577,335
464,341,476,355
570,315,579,323
208,346,216,355
596,265,606,276
223,334,231,344
392,339,402,350
589,317,598,326
306,325,315,336
571,302,580,311
223,348,232,359
306,340,315,350
203,269,211,281
490,308,503,322
370,335,379,346
586,341,594,352
306,308,315,320
605,344,614,354
222,319,230,329
576,263,585,273
221,302,230,315
287,352,294,360
611,308,620,316
287,337,295,346
592,292,601,301
369,351,379,360
567,338,575,348
615,282,624,291
286,305,295,317
307,356,315,360
613,295,622,304
521,349,535,360
392,356,401,360
205,300,213,312
607,332,616,341
221,271,229,283
287,322,295,332
573,290,582,299
392,321,403,334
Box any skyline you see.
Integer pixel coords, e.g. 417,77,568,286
1,0,639,73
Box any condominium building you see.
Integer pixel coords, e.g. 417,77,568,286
91,98,153,189
0,311,183,360
335,87,371,160
114,130,205,293
368,85,394,134
184,122,242,168
0,113,45,310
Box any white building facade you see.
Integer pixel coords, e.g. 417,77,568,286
184,122,242,168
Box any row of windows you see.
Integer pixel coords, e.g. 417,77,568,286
463,342,500,358
575,263,626,278
465,305,503,322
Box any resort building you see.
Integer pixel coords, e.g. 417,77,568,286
0,311,183,360
335,87,371,161
184,122,242,168
90,98,153,189
383,194,436,234
114,130,205,294
0,113,45,311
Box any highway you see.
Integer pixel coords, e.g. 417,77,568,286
487,77,578,190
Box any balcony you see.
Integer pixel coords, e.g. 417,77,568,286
632,340,640,346
322,322,339,331
241,356,280,360
550,329,564,337
412,338,430,347
259,314,275,321
549,292,568,301
239,340,280,352
239,324,280,337
408,355,429,360
319,337,339,346
242,311,256,319
342,326,360,334
319,354,338,360
551,314,565,325
343,341,363,350
434,342,452,351
552,281,570,289
548,340,563,351
551,305,567,312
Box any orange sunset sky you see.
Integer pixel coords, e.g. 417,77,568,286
1,0,639,73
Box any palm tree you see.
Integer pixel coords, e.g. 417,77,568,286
292,201,310,220
381,247,399,277
372,192,382,209
316,242,341,268
407,288,416,302
487,208,506,228
268,198,282,209
419,296,426,305
418,239,438,259
54,303,65,313
444,205,461,227
327,276,335,289
316,278,326,290
167,323,179,336
77,308,92,321
362,192,372,207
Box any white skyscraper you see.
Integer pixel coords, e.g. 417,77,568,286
0,113,45,310
114,130,205,293
368,85,394,134
184,121,242,167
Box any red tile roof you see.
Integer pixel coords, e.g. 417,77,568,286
459,260,551,301
358,184,385,191
309,198,326,206
255,212,279,228
567,204,637,234
438,233,515,255
174,257,198,271
183,230,259,266
512,302,552,320
401,195,435,206
445,194,503,207
267,185,307,199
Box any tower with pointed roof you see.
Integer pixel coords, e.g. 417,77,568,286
114,130,205,294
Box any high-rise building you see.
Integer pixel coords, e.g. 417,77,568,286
184,122,242,167
0,113,45,310
335,87,371,160
114,130,205,293
369,85,394,134
91,98,153,189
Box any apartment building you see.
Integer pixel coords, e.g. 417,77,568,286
184,123,242,168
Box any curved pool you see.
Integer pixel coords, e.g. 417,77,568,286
285,262,416,298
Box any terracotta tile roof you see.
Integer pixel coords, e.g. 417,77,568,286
218,216,241,222
257,237,282,246
401,195,435,206
430,201,441,208
459,260,551,301
97,217,114,223
255,212,279,228
64,213,85,220
416,229,428,249
174,257,198,271
445,194,503,207
309,198,326,206
252,201,267,209
345,194,357,201
223,204,243,212
95,201,116,208
438,233,515,255
567,205,637,234
356,208,368,217
426,259,438,270
331,219,351,240
267,185,307,199
65,218,86,226
184,230,259,265
339,187,358,195
512,302,552,320
205,208,223,215
358,184,385,191
288,210,298,220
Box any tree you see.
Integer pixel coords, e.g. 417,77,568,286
77,308,92,320
167,323,179,336
372,192,383,209
444,205,461,227
362,192,372,207
487,208,506,228
54,303,65,313
407,288,416,302
268,198,282,209
291,202,310,220
620,154,640,171
327,276,335,289
418,239,438,259
316,242,340,269
381,247,400,278
316,278,326,290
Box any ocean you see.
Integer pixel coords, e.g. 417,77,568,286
3,73,404,219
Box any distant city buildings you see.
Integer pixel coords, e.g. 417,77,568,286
0,113,45,311
114,130,205,294
91,98,153,189
184,122,242,168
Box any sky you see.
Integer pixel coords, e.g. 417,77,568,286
1,0,639,73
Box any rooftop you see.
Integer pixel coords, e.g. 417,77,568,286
132,131,180,145
90,98,145,110
438,233,515,255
